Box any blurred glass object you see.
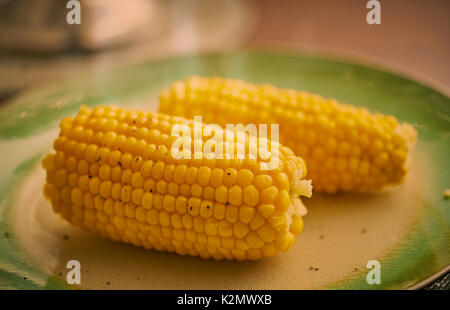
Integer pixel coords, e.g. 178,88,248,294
0,0,255,97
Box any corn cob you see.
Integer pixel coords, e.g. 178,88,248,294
42,105,312,260
159,76,418,193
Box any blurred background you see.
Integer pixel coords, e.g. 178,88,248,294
0,0,449,103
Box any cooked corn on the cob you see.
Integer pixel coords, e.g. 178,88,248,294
159,76,418,193
42,105,312,260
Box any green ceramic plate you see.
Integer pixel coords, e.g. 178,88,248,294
0,51,448,290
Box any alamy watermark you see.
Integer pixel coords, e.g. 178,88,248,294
66,0,81,25
170,116,280,171
366,0,381,24
66,1,379,26
66,259,81,285
366,259,381,285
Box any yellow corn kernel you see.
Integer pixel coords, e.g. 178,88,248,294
228,185,242,206
246,231,264,249
218,221,232,237
99,165,110,180
185,167,197,184
197,166,211,186
191,183,202,198
204,218,218,236
274,190,290,212
114,201,125,216
223,168,237,187
175,196,188,214
171,213,183,229
71,188,84,207
125,203,136,218
200,201,213,218
188,198,201,216
210,168,223,187
215,185,228,203
163,195,176,212
136,207,147,222
233,221,249,239
78,175,89,191
239,206,255,224
193,217,204,233
202,186,215,201
156,180,167,195
257,224,276,242
225,205,238,223
290,215,304,235
213,203,226,220
257,204,275,218
260,186,279,204
249,213,265,230
236,169,254,187
146,209,158,225
132,188,143,206
243,185,259,206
